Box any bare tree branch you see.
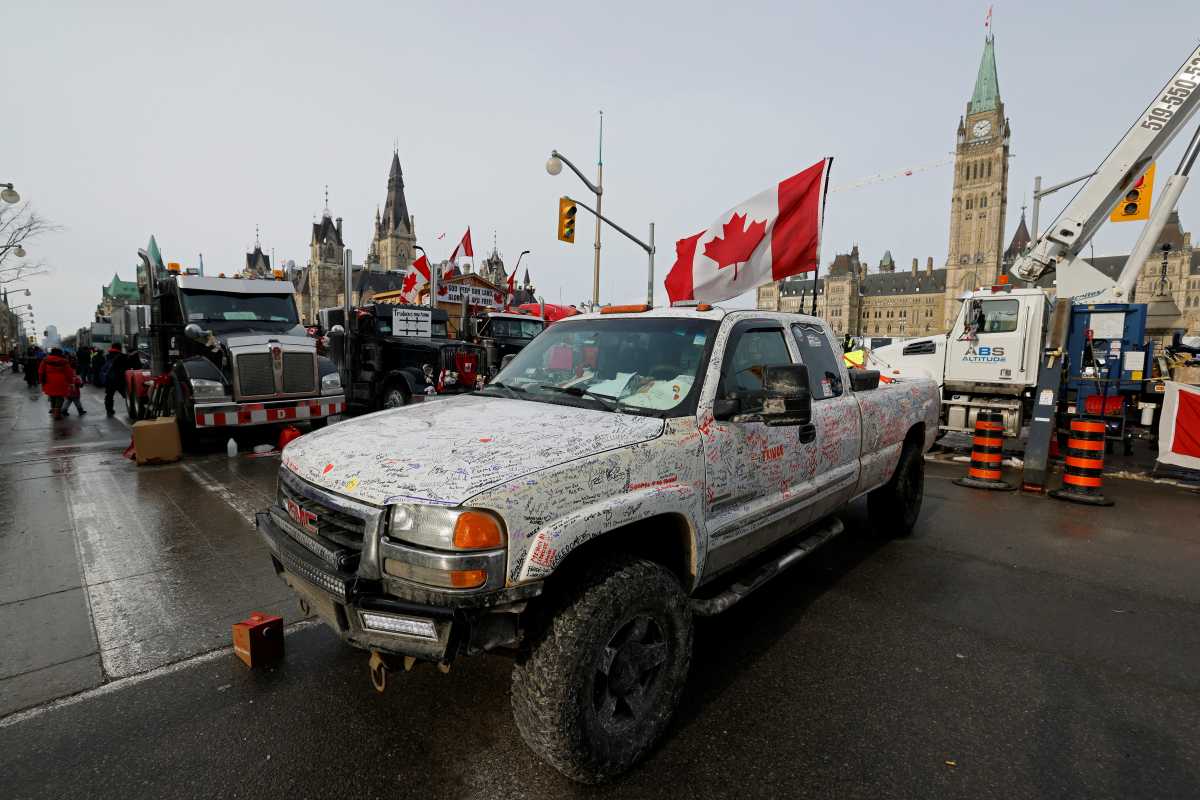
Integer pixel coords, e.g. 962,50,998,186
0,203,61,270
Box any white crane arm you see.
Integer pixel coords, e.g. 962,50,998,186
1011,43,1200,295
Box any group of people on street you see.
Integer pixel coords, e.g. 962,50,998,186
18,342,137,420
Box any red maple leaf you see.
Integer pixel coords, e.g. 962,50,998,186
401,271,418,295
703,212,767,280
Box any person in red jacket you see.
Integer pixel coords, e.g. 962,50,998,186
38,347,75,420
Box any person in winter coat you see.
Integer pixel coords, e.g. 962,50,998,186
102,343,128,416
91,350,106,387
39,347,75,420
65,356,87,416
24,350,41,387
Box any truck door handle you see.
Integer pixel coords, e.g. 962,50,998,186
798,423,816,444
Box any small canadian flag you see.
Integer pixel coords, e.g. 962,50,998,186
665,158,832,305
399,254,431,303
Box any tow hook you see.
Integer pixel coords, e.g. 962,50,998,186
367,651,419,693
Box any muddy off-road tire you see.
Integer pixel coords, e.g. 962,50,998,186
868,442,924,537
510,556,693,784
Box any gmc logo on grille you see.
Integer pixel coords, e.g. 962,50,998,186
285,498,318,535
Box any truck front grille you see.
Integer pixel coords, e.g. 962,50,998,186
279,478,365,550
282,352,316,393
237,353,275,396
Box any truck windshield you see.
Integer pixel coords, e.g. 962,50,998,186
181,290,299,324
487,316,718,417
489,318,544,339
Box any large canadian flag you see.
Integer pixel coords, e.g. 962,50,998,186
665,158,832,305
399,254,432,303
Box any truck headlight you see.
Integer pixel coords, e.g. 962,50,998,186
320,371,342,395
189,378,227,400
388,505,505,551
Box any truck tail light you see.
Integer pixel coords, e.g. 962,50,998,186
453,511,503,549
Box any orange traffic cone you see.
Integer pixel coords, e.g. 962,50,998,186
954,410,1015,491
1049,417,1113,506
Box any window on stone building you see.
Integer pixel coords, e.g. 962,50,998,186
987,161,992,178
966,198,974,210
980,195,988,208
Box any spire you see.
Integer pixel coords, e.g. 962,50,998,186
382,151,411,234
255,224,261,249
323,185,331,218
970,35,1000,114
1004,207,1031,260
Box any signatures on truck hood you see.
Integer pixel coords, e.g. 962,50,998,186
281,394,666,506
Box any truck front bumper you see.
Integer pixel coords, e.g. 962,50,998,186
195,396,346,428
255,510,537,663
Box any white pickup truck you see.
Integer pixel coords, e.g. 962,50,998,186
256,306,940,782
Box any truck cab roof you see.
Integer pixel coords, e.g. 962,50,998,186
174,275,296,295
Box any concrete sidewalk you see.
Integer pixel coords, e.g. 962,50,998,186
0,371,299,715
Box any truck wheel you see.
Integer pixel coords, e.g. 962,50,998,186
381,382,409,409
172,387,200,451
510,556,693,783
868,442,924,537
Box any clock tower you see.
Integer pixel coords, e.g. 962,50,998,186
945,33,1011,325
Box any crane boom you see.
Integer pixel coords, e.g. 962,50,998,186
1011,43,1200,298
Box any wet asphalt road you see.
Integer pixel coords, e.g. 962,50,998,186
2,369,1200,798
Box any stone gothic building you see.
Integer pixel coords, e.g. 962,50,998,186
295,209,345,324
366,152,417,271
758,32,1200,337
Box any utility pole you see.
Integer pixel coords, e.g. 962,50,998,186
593,111,603,308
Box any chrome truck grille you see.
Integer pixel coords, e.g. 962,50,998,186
237,353,276,396
273,469,386,581
282,352,316,393
235,350,316,398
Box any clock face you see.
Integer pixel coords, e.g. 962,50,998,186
972,119,992,139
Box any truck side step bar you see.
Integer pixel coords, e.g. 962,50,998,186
690,517,845,616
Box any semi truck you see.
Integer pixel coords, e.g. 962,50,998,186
131,241,345,444
319,303,485,410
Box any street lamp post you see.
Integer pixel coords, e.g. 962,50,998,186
1030,171,1096,240
0,183,20,204
547,143,604,306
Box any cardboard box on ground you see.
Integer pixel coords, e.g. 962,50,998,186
131,417,182,465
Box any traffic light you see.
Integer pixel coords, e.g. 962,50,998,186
557,197,577,243
1110,163,1155,222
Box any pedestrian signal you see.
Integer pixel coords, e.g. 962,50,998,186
1110,163,1155,222
557,197,577,243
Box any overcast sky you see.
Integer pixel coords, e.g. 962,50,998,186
5,0,1198,336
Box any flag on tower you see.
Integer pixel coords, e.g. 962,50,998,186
664,158,832,305
985,5,992,30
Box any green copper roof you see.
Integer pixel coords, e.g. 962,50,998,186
103,273,139,300
969,35,999,114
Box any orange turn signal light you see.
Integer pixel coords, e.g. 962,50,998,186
450,569,487,588
600,304,652,314
452,511,504,549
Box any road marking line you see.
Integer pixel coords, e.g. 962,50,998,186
0,620,319,728
181,461,259,527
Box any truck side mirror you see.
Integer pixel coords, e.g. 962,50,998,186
328,324,345,336
712,396,740,421
499,353,516,371
183,323,205,342
760,364,813,428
